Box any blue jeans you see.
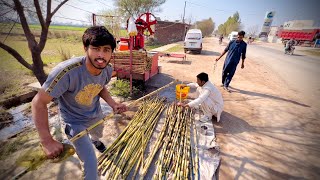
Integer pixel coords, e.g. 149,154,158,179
65,123,104,180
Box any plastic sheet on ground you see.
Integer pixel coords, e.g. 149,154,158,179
194,109,220,180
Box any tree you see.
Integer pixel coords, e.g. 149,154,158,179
99,9,122,39
0,0,68,85
114,0,166,18
194,18,215,37
247,25,260,37
217,12,241,36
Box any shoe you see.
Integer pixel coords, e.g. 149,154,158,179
64,124,72,139
223,86,231,93
92,140,106,153
200,115,211,123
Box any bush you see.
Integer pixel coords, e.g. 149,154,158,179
109,79,139,98
57,46,71,61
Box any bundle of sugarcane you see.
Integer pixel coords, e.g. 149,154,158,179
153,104,198,180
113,65,146,74
139,102,176,179
112,51,153,74
97,97,166,179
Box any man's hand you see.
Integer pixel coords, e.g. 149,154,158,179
41,138,63,159
241,63,245,69
177,102,189,108
180,84,187,89
113,103,128,114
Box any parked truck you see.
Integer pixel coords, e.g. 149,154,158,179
278,28,320,46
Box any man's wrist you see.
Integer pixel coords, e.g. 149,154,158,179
40,135,54,144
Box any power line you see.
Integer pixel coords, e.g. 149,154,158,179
186,1,261,15
64,3,95,14
23,8,91,24
54,15,91,23
54,0,95,14
76,0,91,3
94,0,112,8
0,9,13,17
3,16,18,43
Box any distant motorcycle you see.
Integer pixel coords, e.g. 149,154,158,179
284,46,295,55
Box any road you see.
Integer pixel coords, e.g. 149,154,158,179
204,38,320,180
247,44,320,109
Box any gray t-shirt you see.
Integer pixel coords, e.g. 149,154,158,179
42,56,112,126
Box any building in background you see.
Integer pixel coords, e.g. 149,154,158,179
259,11,276,39
154,21,191,44
267,26,281,43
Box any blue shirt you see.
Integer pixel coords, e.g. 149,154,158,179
42,56,112,126
224,40,247,66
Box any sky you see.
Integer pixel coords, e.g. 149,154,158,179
52,0,320,31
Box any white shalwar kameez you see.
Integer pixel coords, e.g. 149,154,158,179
187,81,224,122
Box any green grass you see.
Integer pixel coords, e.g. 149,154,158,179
145,44,163,50
165,44,184,52
0,130,38,160
0,23,88,31
0,34,84,100
0,23,164,101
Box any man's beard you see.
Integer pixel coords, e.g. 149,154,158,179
88,56,110,70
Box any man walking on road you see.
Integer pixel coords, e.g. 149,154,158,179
32,26,127,179
216,31,247,92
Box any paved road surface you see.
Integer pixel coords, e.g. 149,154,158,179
247,44,320,109
204,37,320,179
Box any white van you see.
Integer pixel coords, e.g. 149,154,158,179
228,31,238,41
184,29,203,54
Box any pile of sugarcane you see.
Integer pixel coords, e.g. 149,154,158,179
98,100,199,179
153,104,199,180
111,51,153,74
97,97,166,179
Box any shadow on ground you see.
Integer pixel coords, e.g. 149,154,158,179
167,60,192,65
229,87,310,107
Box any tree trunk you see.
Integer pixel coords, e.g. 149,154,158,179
32,51,47,85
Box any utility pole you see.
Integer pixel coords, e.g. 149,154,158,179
182,1,186,24
182,1,187,40
92,13,96,26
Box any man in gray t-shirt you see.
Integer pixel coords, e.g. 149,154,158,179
32,26,127,179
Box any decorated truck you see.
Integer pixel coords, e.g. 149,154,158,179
278,28,320,46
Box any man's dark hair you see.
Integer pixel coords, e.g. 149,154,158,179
197,72,209,82
82,26,116,51
238,31,246,36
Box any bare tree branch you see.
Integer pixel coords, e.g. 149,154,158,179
51,0,68,18
46,0,51,24
33,0,45,28
0,42,33,70
0,0,14,9
13,0,38,48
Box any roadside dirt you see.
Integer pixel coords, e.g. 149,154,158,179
1,37,319,179
157,37,320,179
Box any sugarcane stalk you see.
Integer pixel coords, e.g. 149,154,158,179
153,104,177,180
122,104,165,178
70,80,177,145
140,107,171,179
99,97,166,179
193,110,199,180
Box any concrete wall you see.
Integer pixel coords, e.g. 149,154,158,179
154,21,190,44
